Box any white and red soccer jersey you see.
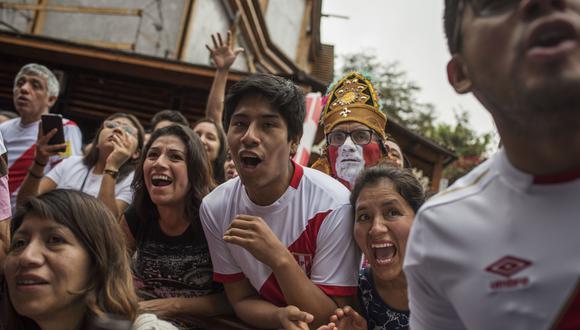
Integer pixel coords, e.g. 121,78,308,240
404,149,580,330
200,162,359,306
0,117,82,207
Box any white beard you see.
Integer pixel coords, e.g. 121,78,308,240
335,138,366,187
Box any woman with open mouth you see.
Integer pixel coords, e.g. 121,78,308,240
2,189,176,330
120,125,231,329
318,165,426,330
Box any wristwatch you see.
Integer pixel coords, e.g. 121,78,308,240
104,169,119,179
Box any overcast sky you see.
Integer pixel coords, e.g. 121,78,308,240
320,0,498,139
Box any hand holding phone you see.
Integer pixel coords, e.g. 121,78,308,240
41,114,66,153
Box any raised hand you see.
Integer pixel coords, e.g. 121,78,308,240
35,122,66,165
105,130,136,171
205,30,244,70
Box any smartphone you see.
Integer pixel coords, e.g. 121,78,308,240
41,114,66,153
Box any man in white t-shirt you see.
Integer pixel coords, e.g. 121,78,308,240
0,63,82,207
200,74,359,329
403,1,580,329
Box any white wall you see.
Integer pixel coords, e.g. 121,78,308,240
182,0,248,71
264,0,306,61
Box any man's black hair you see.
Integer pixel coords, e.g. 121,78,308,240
150,109,189,130
223,73,305,141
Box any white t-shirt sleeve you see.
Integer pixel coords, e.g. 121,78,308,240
310,204,359,296
404,210,466,330
45,156,72,186
0,131,5,155
0,175,10,221
64,122,83,156
200,199,243,281
115,172,134,204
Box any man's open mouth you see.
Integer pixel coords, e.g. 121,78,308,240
529,22,576,49
239,153,262,169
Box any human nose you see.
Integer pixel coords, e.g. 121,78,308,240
18,81,31,94
18,240,45,268
152,153,169,169
369,216,388,236
341,136,357,151
240,122,260,147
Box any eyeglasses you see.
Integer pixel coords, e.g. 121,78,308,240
103,120,137,136
327,129,375,146
451,0,520,53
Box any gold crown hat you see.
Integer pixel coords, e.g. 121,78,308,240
321,72,387,140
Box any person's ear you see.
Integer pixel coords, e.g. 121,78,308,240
47,95,57,108
447,55,472,94
290,135,301,155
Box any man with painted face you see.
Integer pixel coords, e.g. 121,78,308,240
403,0,580,329
312,72,389,190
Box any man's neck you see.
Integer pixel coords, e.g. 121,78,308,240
20,110,48,126
245,161,294,206
500,127,580,176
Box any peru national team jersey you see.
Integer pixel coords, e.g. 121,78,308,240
0,117,82,207
200,162,359,306
404,149,580,330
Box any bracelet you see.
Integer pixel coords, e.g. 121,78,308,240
28,169,44,179
104,169,119,179
34,158,47,167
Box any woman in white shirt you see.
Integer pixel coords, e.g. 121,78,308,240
17,113,144,218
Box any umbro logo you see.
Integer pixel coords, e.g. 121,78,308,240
485,255,532,291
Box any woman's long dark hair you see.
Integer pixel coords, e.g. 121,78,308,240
83,113,145,182
193,118,227,184
131,125,215,227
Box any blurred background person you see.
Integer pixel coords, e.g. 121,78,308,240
17,113,144,218
1,63,83,208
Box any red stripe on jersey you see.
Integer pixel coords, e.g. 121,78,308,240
8,144,36,193
259,274,286,307
553,283,580,330
316,284,357,297
533,167,580,184
63,119,78,127
257,210,332,305
214,272,245,283
290,160,304,189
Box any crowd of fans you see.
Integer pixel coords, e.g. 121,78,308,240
1,1,580,329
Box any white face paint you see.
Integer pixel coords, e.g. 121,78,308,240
335,136,366,187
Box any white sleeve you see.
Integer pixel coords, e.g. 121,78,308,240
64,123,83,156
0,131,5,155
0,175,11,221
45,157,71,186
404,210,467,330
200,199,243,280
115,172,134,204
310,204,359,295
